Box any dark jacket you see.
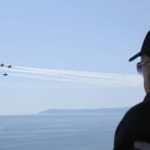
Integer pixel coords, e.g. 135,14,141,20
114,93,150,150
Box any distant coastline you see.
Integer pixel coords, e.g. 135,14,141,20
40,107,129,114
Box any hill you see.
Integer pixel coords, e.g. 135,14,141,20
39,107,129,114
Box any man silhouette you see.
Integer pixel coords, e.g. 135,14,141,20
114,31,150,150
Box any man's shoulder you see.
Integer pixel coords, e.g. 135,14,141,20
116,101,150,137
125,101,150,119
114,101,150,149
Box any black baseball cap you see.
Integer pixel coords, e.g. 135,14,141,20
129,31,150,62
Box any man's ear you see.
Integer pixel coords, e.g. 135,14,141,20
147,63,150,67
147,64,150,75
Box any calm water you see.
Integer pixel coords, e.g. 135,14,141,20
0,112,125,150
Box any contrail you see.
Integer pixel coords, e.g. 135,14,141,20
0,66,143,88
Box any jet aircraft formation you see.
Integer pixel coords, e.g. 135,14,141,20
0,63,12,76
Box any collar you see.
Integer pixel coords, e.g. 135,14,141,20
143,92,150,103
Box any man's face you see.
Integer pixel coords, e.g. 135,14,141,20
141,55,150,93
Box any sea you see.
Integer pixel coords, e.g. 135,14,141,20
0,110,127,150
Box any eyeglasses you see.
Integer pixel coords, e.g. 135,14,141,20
137,61,150,74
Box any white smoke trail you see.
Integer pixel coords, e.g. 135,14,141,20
0,66,143,88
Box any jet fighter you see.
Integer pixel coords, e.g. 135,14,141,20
7,65,12,68
2,73,8,76
0,64,4,67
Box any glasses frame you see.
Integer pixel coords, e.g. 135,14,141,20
137,61,150,74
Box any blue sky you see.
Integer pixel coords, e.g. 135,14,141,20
0,0,149,114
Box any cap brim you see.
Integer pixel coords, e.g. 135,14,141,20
129,52,141,62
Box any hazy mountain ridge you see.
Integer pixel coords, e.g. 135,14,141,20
40,107,129,114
